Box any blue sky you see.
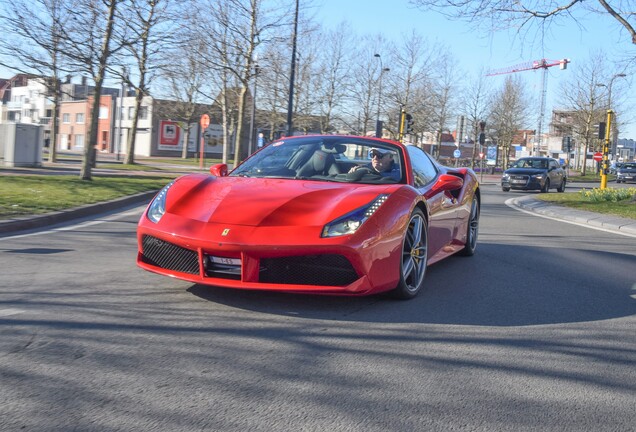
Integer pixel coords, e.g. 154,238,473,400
313,0,636,139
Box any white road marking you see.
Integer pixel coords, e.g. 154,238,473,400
0,207,143,240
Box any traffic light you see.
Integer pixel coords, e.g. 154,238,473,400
405,113,414,133
598,122,606,139
561,136,572,153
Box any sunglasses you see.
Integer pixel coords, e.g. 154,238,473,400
370,151,388,159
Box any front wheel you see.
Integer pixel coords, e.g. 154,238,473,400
502,186,510,192
392,208,428,300
459,196,479,257
557,178,566,192
541,178,550,193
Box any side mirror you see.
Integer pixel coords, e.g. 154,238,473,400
428,174,463,196
210,163,228,177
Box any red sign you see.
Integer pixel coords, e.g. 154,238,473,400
159,121,180,146
593,152,603,162
200,114,210,129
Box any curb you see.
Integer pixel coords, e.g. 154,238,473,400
0,190,158,234
512,195,636,236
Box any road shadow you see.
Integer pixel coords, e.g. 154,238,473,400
188,243,636,326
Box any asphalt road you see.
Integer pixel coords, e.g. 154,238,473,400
0,184,635,431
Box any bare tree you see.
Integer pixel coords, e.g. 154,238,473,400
119,0,179,164
410,0,636,46
0,0,74,163
63,0,128,180
463,67,493,168
202,0,286,167
313,22,354,134
489,75,531,169
158,11,214,159
558,52,610,175
348,36,385,136
418,51,458,157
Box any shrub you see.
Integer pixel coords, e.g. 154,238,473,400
578,187,636,202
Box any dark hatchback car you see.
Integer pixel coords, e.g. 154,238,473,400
501,157,566,193
615,162,636,183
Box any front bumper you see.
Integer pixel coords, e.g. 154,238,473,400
502,175,544,190
136,214,403,296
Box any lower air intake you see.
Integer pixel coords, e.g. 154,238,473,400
259,254,358,286
141,235,199,275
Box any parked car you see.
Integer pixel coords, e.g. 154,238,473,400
501,157,566,193
137,135,481,299
615,162,636,183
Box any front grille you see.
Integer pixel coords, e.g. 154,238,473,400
511,175,528,180
141,235,199,275
259,254,358,286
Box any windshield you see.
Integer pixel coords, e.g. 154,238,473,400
230,136,404,184
621,163,636,169
512,158,547,169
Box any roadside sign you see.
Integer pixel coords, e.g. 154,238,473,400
593,152,603,162
453,149,461,158
200,114,210,129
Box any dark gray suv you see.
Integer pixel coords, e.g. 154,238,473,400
501,157,566,193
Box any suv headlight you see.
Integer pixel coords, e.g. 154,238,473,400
322,194,389,237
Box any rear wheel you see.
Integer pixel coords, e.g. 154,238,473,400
459,196,479,257
392,208,428,300
541,178,550,193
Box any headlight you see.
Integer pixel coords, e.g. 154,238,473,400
146,181,174,223
531,174,544,180
322,194,389,237
502,173,510,180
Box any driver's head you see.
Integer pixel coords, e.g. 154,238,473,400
369,148,394,172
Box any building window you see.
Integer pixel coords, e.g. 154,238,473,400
139,106,148,119
75,134,85,148
76,113,84,123
99,106,108,119
63,113,70,123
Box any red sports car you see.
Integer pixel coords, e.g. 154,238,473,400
137,135,480,299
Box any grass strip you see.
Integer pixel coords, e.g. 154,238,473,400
0,175,175,219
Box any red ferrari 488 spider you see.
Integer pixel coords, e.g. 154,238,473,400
137,135,480,299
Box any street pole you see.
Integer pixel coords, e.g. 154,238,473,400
248,64,259,155
374,54,389,138
600,109,613,189
286,0,299,137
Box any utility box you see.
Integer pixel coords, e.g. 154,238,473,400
0,123,43,167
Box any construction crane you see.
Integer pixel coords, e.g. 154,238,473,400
487,58,570,155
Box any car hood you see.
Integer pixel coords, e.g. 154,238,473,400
504,168,546,175
164,174,395,227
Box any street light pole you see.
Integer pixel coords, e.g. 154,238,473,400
286,0,299,137
374,53,389,138
597,73,627,157
248,62,259,155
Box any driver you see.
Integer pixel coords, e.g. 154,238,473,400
349,147,400,181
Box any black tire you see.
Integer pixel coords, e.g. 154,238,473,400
557,178,566,192
541,178,550,193
502,187,510,192
392,208,428,300
459,196,479,257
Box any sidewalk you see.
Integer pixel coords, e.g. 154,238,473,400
2,158,635,236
